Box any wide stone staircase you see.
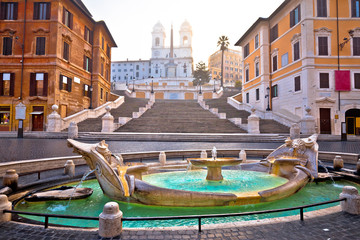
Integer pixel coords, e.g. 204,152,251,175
205,90,290,134
76,91,148,132
115,99,247,133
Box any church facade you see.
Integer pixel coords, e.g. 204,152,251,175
111,21,194,85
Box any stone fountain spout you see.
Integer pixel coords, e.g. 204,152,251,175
212,147,217,160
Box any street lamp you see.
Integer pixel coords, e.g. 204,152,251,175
126,74,128,87
265,86,270,111
151,79,154,94
132,79,135,92
339,30,354,50
199,78,202,94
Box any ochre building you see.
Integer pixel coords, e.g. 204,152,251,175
236,0,360,135
0,0,116,131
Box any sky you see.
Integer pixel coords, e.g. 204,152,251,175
82,0,285,65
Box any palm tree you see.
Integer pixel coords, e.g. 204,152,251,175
217,36,229,88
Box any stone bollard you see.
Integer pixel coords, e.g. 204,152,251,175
357,160,360,174
102,106,114,132
3,169,18,191
99,202,123,238
64,160,75,177
333,155,344,170
239,150,247,163
0,195,12,222
339,186,360,215
290,123,300,139
200,150,207,158
47,105,62,132
159,152,166,165
247,107,260,134
68,122,78,139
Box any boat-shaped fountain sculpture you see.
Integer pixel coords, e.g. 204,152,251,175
67,134,319,207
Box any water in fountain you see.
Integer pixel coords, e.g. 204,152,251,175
318,160,336,185
212,146,217,160
47,169,95,212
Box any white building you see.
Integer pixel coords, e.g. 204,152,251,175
111,20,194,87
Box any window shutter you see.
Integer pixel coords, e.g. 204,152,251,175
68,78,72,92
90,30,93,45
0,3,5,20
298,5,301,22
10,73,15,96
30,73,36,96
46,3,51,20
89,58,93,73
13,3,18,20
0,73,3,95
290,10,294,27
83,84,86,96
69,12,73,29
59,74,63,90
33,3,39,20
88,86,91,97
43,73,48,96
62,7,65,24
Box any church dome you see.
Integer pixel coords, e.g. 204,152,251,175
180,20,192,32
153,21,165,33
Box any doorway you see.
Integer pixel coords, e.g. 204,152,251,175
31,106,44,131
319,108,331,134
345,109,360,135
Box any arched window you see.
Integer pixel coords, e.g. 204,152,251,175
183,36,188,45
155,37,160,46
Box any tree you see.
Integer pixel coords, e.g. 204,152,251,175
217,36,229,88
234,80,242,89
193,61,210,86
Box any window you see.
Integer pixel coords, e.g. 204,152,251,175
320,73,329,88
272,55,278,72
118,76,121,80
59,74,72,92
83,84,91,97
3,37,12,55
36,37,46,55
281,53,289,67
272,84,278,98
293,41,300,61
290,5,301,27
355,73,360,89
106,69,109,81
136,72,139,78
83,56,92,72
30,73,48,96
243,43,249,58
294,76,301,92
255,34,259,49
353,37,360,56
63,42,69,61
245,67,249,82
101,63,104,76
0,2,18,20
118,69,121,72
84,26,92,44
318,37,328,55
246,92,249,103
255,62,259,77
317,0,327,17
62,7,73,29
256,88,259,101
33,2,50,20
106,44,110,57
155,37,160,46
100,88,103,99
352,0,360,17
0,106,10,126
0,73,14,96
270,24,278,42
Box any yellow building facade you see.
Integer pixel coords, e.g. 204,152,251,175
208,48,242,87
236,0,360,135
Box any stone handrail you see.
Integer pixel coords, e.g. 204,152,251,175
61,95,125,130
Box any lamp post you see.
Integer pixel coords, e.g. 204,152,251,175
151,79,154,94
265,86,270,111
126,74,128,87
132,79,135,92
199,78,202,95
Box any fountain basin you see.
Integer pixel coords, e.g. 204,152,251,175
189,157,242,181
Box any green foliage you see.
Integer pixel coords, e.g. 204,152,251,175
217,36,229,51
192,61,210,85
234,80,242,89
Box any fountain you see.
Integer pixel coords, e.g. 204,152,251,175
65,134,319,207
188,147,242,181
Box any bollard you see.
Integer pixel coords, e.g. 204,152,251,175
0,195,12,222
239,150,247,163
99,202,123,238
68,122,78,139
64,160,75,177
339,186,360,215
200,150,207,158
333,155,344,170
3,169,18,191
159,152,166,165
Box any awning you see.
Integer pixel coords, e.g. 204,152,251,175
29,111,43,115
